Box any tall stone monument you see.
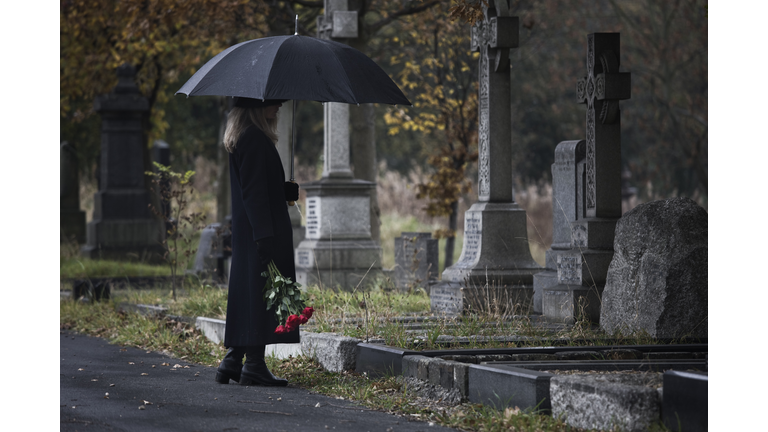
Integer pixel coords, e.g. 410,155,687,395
60,141,86,244
541,33,631,323
81,64,165,261
432,0,541,315
276,100,306,249
294,0,381,289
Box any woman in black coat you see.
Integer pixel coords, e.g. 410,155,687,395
215,97,300,386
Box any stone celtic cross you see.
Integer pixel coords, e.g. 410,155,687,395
576,33,631,218
470,1,518,202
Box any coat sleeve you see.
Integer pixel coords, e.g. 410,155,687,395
235,128,274,241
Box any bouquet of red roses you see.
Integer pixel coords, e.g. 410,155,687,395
261,260,314,334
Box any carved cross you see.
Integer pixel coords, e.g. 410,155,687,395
470,1,518,202
576,33,631,218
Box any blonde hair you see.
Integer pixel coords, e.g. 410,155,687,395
223,107,278,152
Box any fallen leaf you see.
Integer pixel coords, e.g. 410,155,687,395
143,400,153,405
315,403,321,408
128,362,135,365
277,397,282,401
138,406,145,410
161,362,170,366
77,368,84,371
152,365,156,368
141,373,148,376
109,384,115,387
91,379,98,382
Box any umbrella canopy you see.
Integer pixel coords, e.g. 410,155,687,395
176,35,410,106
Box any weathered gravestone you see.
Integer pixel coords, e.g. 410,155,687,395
394,232,439,290
600,197,708,338
431,0,541,315
532,140,585,314
294,2,382,290
541,33,631,323
81,64,165,261
60,141,86,244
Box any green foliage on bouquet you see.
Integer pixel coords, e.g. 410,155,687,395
261,260,306,325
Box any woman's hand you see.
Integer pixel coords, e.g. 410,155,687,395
256,236,275,266
284,182,299,202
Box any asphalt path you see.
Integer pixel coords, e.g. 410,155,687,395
60,331,458,432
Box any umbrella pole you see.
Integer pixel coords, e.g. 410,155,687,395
288,13,299,206
287,99,297,206
290,100,296,183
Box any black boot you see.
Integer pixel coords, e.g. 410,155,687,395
215,347,245,384
239,345,288,387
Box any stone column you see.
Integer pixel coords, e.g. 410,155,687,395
276,100,306,249
541,33,631,323
294,0,381,290
81,64,165,261
60,141,86,244
432,1,541,316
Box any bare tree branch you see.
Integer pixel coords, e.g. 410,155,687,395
368,0,441,35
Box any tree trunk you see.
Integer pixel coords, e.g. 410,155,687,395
444,200,459,269
216,98,231,223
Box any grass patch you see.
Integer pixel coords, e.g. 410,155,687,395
60,258,172,279
60,300,225,367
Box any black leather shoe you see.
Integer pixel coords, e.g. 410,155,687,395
215,347,245,384
239,346,288,387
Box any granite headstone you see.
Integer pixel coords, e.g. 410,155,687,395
394,232,438,290
600,197,707,338
81,64,165,261
432,0,541,315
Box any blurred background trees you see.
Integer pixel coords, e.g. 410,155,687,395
61,0,707,245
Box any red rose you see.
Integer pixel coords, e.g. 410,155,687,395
286,314,302,331
274,325,287,334
302,307,314,319
299,314,309,324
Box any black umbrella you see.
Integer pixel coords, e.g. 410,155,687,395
176,34,410,106
176,26,410,194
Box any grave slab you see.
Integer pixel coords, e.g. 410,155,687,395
662,370,707,431
550,373,661,432
301,331,361,372
468,364,552,412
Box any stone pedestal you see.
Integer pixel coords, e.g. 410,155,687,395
81,64,165,261
60,141,86,244
294,178,381,290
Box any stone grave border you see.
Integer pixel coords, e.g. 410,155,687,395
107,303,707,430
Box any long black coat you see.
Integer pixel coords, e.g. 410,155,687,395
224,125,299,347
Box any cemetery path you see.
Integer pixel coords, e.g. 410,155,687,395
60,331,457,432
